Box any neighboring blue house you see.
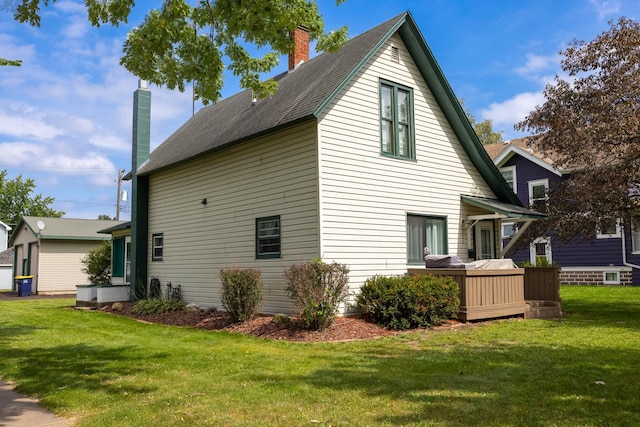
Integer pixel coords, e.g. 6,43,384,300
486,138,640,286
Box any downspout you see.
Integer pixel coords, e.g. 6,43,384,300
621,227,640,270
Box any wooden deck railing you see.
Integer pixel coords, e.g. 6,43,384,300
407,268,527,321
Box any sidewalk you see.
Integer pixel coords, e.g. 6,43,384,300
0,380,69,426
0,292,75,301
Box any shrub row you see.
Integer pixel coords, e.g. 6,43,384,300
356,274,460,330
135,263,459,332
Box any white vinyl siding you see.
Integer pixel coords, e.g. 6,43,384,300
147,121,319,314
317,34,497,293
38,240,101,293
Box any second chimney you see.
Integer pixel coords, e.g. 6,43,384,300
288,26,309,72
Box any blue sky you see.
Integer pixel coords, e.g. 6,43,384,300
0,0,637,220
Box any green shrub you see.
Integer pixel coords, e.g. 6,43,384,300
81,241,112,285
356,274,460,330
219,267,263,322
132,298,187,315
284,259,350,331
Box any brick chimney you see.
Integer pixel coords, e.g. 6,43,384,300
288,26,309,71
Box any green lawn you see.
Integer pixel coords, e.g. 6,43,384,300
1,286,639,426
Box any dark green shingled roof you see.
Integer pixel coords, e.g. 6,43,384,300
138,12,520,206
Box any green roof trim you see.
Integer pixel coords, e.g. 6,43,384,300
461,195,547,220
313,14,407,117
397,14,521,206
139,11,519,207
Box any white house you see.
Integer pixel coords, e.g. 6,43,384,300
128,12,544,313
10,216,125,294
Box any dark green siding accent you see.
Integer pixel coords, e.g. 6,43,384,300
112,237,125,277
130,85,151,301
131,175,149,300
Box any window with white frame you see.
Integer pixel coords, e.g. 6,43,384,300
152,233,164,261
407,214,447,264
500,166,517,193
596,218,621,239
501,222,518,239
632,218,640,253
528,179,548,212
530,237,552,266
603,271,620,285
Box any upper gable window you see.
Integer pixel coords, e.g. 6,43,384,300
500,166,517,193
380,79,415,160
528,179,549,212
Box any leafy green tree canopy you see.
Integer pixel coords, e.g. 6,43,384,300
7,0,348,104
516,17,640,241
0,170,65,226
460,99,503,145
81,241,112,285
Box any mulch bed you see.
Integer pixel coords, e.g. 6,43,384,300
100,302,466,342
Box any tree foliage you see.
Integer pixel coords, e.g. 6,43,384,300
0,59,22,66
6,0,348,104
81,241,112,285
0,170,65,226
461,99,503,145
515,17,640,241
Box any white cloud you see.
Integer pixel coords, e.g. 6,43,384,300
516,53,561,77
0,140,116,185
89,134,129,151
61,14,89,39
0,112,63,140
589,0,621,19
54,0,86,14
480,91,546,129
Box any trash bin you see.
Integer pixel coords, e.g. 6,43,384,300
16,276,34,297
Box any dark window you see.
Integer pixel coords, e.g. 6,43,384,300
152,233,164,261
112,237,125,276
407,214,447,264
256,216,281,259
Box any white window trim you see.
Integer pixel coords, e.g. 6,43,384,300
530,237,552,266
632,218,640,253
528,178,549,208
500,165,517,194
596,219,621,239
603,271,621,285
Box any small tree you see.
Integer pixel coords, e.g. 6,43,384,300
219,267,263,322
284,259,350,331
81,241,112,285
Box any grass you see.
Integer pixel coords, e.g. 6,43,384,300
0,286,639,426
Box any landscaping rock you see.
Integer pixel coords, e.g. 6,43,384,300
185,303,201,312
111,302,124,311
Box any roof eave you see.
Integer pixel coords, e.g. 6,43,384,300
138,115,317,176
398,14,521,207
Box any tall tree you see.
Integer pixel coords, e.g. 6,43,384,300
0,170,65,226
460,99,504,145
516,17,640,241
5,0,348,104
